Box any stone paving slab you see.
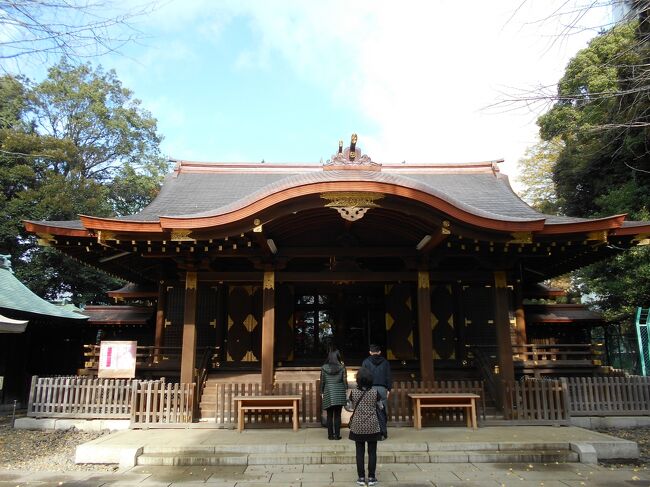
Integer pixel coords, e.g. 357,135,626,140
6,463,650,486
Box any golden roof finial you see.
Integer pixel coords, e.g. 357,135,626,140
338,140,343,154
349,133,357,160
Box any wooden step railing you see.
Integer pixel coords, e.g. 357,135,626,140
512,343,603,365
83,344,183,371
467,346,499,406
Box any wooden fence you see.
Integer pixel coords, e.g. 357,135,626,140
27,376,133,419
566,376,650,416
27,376,195,425
130,380,194,427
503,379,570,425
209,379,485,428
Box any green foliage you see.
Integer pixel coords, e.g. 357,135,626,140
538,22,650,218
516,137,564,214
0,60,168,305
530,18,650,357
29,60,164,180
574,244,650,327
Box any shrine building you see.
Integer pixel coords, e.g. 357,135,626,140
24,136,650,398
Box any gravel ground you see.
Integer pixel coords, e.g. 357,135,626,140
0,412,117,472
597,427,650,469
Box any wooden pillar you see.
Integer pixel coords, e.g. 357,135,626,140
417,271,434,382
513,281,527,347
493,271,515,408
261,271,275,394
180,271,198,385
154,281,166,361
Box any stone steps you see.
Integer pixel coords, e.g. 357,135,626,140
136,443,579,466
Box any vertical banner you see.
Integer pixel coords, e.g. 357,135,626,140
98,340,137,378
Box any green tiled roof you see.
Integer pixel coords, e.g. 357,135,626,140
0,267,88,320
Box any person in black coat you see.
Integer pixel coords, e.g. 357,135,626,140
361,344,392,440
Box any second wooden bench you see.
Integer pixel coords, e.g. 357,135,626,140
408,393,480,430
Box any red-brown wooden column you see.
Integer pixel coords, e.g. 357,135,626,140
180,271,198,385
513,281,527,347
493,271,515,408
261,271,275,394
417,271,434,382
154,281,166,363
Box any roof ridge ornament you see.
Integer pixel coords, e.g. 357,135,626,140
0,254,12,272
324,133,381,171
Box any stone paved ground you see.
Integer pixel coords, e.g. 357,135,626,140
2,461,650,486
3,415,650,485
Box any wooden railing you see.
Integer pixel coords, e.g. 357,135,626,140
208,379,485,428
512,343,603,364
83,345,183,371
503,378,570,424
27,376,133,419
566,376,650,416
130,380,194,427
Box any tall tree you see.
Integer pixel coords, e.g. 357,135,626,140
537,22,649,217
525,18,650,364
0,60,168,304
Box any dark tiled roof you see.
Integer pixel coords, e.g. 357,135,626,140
121,172,292,221
33,220,85,229
113,166,585,225
524,304,603,324
83,305,153,325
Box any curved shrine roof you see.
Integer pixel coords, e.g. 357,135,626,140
23,158,650,237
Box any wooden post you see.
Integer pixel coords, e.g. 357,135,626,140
154,281,166,362
417,271,434,382
261,271,275,394
493,271,515,409
180,271,198,386
513,281,527,346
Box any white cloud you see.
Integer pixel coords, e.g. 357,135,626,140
117,0,610,189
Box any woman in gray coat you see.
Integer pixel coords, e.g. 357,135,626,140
320,349,348,440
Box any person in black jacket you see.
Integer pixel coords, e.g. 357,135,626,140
361,344,391,440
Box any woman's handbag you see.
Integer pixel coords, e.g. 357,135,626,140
345,389,369,417
344,396,354,413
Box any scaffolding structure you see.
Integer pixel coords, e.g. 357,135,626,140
635,307,650,375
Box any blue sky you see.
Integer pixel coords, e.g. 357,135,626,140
12,1,611,190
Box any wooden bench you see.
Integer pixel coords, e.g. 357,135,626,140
233,395,301,432
408,393,480,430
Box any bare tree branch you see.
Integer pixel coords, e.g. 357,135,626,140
0,0,161,69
